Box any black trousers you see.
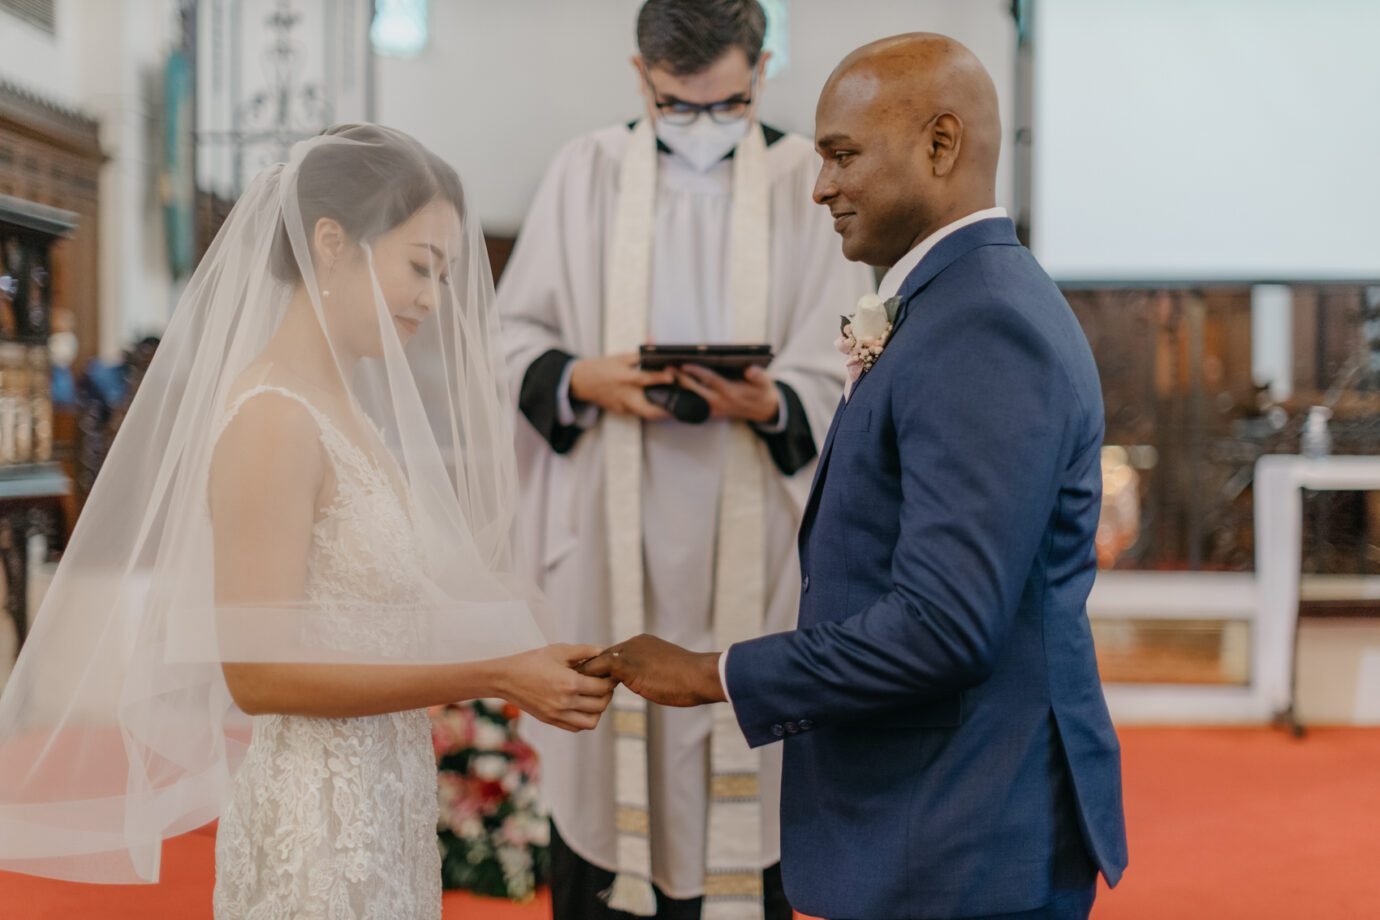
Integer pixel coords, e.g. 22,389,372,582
549,820,793,920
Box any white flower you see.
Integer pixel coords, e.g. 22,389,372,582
472,753,507,781
851,293,890,340
497,843,536,896
525,814,551,847
473,718,508,750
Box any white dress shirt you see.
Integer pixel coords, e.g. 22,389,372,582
718,205,1009,704
876,206,1008,299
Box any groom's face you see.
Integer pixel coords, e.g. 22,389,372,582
813,71,935,268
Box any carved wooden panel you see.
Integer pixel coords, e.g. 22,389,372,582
0,81,102,365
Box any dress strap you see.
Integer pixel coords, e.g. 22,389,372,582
217,385,372,484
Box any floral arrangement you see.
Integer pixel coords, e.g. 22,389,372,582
430,699,550,900
837,293,902,383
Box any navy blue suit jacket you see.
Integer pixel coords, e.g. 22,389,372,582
724,218,1128,919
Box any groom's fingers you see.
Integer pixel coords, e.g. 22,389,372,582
576,652,617,678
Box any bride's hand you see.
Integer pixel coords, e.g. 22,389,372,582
496,644,615,732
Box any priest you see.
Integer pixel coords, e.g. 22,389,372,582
498,2,872,918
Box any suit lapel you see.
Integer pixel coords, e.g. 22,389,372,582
798,218,1023,543
799,395,845,543
896,217,1021,303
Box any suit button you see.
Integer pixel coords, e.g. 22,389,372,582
771,724,785,738
801,575,810,592
785,722,800,735
798,720,814,731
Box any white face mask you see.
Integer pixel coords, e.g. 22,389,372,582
656,115,751,172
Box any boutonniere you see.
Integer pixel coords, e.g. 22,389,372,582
836,293,902,383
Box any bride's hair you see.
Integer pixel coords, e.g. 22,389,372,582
269,123,466,284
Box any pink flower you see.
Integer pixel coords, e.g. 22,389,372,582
836,328,864,383
500,815,529,847
437,772,481,832
429,704,481,758
431,724,452,760
838,294,900,386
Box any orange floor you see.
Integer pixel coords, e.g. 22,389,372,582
2,727,1377,919
1093,727,1380,919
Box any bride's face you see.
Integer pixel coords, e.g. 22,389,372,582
321,197,463,359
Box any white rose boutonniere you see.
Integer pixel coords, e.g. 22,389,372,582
836,293,902,383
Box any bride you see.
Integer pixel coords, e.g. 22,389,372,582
0,125,612,918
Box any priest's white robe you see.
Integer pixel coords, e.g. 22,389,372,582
498,121,873,898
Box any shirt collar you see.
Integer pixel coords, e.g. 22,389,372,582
877,207,1009,299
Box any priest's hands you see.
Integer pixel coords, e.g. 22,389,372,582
576,634,727,708
495,643,615,732
677,365,781,425
570,353,676,420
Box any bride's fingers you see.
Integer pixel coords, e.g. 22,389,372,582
559,644,604,665
541,713,579,732
576,654,616,678
554,710,600,731
569,693,612,714
572,673,614,695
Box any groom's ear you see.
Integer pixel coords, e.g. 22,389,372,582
927,112,964,179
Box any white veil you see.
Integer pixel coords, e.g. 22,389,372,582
0,125,545,882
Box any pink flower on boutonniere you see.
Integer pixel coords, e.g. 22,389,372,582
839,293,902,382
834,331,863,383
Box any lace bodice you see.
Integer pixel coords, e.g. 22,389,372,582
212,386,442,920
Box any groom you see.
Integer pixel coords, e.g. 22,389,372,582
580,33,1128,920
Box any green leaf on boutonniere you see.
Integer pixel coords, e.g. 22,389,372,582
883,296,902,324
840,314,852,335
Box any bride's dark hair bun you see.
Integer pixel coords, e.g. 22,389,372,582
270,123,465,284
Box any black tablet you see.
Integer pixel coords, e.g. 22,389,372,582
639,344,774,380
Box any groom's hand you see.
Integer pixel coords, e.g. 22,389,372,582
577,634,727,707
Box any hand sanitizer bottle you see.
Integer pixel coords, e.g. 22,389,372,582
1301,406,1332,459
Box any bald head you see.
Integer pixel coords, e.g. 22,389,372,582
813,33,1002,267
829,33,1001,179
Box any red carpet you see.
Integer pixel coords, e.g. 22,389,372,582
1094,727,1380,919
2,728,1376,919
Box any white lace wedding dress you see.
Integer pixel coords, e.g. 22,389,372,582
212,386,442,920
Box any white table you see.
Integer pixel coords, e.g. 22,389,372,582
1254,454,1380,729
